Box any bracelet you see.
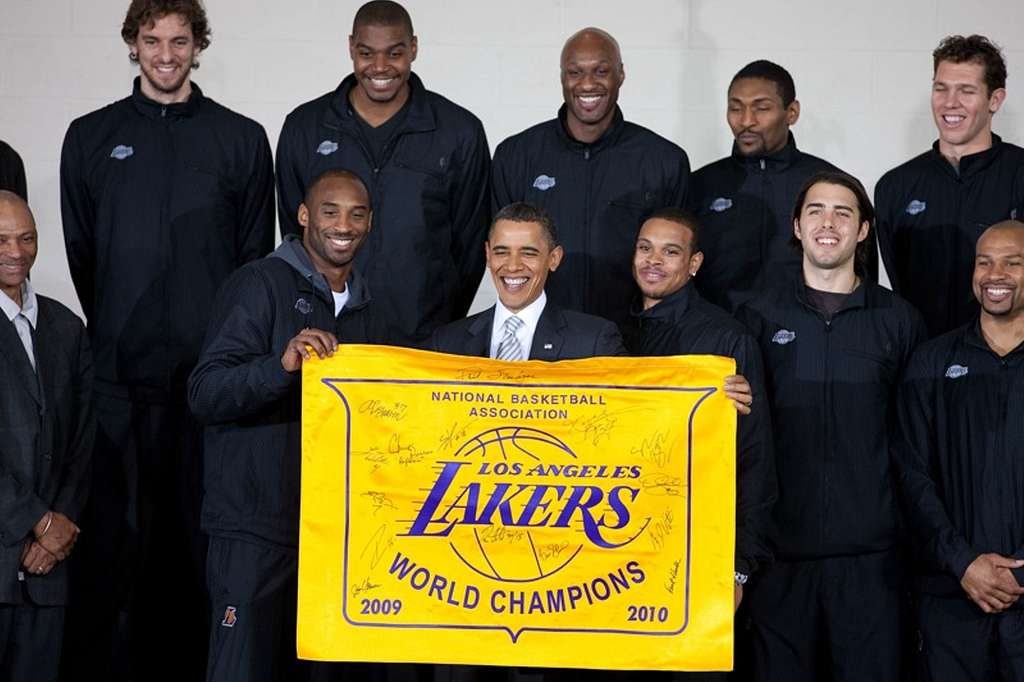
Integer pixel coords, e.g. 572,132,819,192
39,512,53,538
734,571,749,586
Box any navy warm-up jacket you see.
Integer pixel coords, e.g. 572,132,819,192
275,73,491,346
896,320,1024,598
688,134,874,312
876,135,1024,338
624,284,776,576
60,79,275,395
738,279,926,561
492,106,690,329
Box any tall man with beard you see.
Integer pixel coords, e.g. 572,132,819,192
897,220,1024,680
190,169,384,681
276,0,491,347
59,1,275,678
876,35,1024,338
737,172,925,681
688,60,859,312
492,28,690,330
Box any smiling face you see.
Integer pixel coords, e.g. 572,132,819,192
560,30,624,142
349,22,417,109
299,174,372,286
794,182,869,274
727,77,799,157
633,217,703,310
973,224,1024,320
486,219,563,313
131,13,198,104
932,59,1006,158
0,196,37,306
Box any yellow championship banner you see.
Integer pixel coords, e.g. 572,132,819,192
298,345,736,671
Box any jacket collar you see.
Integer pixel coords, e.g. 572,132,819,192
793,275,870,315
633,283,697,324
269,235,372,311
326,72,436,135
464,298,567,360
965,316,1024,359
554,104,626,155
928,133,1004,180
130,76,203,120
730,131,801,171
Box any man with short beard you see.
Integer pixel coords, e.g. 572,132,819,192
492,28,690,331
897,220,1024,680
59,1,275,678
876,35,1024,338
624,209,774,681
688,60,855,313
276,0,491,347
737,172,925,681
189,169,385,681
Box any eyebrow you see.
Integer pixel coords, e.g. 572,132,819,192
355,41,407,50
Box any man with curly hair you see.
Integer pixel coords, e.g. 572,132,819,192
59,1,275,679
876,35,1024,339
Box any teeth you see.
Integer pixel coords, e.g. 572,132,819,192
371,78,394,88
503,277,527,286
817,238,838,245
943,115,965,124
987,287,1011,296
578,95,601,103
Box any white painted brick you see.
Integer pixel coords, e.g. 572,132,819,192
410,0,565,47
70,0,128,37
936,2,1024,46
690,0,939,52
0,0,72,35
562,0,689,49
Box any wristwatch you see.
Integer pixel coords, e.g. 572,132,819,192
734,571,749,586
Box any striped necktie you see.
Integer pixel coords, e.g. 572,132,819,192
496,315,526,361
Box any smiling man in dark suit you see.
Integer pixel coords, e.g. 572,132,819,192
0,191,94,682
432,202,626,360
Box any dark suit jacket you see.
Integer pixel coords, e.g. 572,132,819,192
430,300,626,359
0,295,94,605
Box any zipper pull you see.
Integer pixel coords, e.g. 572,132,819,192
585,148,590,160
760,159,765,170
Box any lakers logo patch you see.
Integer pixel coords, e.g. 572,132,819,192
221,606,237,627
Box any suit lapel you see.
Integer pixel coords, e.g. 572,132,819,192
529,301,565,361
466,307,495,358
0,313,41,406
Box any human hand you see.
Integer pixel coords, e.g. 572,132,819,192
22,541,59,576
33,511,79,560
724,374,753,415
281,328,339,372
734,583,744,612
960,553,1024,613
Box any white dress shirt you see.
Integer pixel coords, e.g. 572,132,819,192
0,280,38,370
489,291,546,360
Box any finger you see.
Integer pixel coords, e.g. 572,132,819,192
992,557,1024,569
307,329,339,353
732,399,752,416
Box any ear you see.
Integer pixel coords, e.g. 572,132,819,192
989,87,1007,114
410,35,418,62
298,203,310,230
787,99,801,126
548,245,565,273
617,63,626,87
348,34,356,61
366,209,374,235
793,217,803,241
857,220,870,244
689,250,705,276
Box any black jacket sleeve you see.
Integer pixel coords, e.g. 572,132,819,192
594,321,628,357
894,352,977,581
490,140,520,215
874,179,902,294
60,124,98,322
53,321,96,523
188,267,298,425
448,120,491,317
732,332,776,575
236,126,276,263
275,115,305,240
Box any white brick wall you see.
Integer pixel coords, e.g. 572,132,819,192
1,0,1022,315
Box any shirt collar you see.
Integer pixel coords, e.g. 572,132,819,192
0,280,38,328
494,291,547,333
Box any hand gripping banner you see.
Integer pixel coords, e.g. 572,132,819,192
298,345,736,671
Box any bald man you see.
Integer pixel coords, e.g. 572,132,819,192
492,27,690,330
897,221,1024,680
0,192,94,682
